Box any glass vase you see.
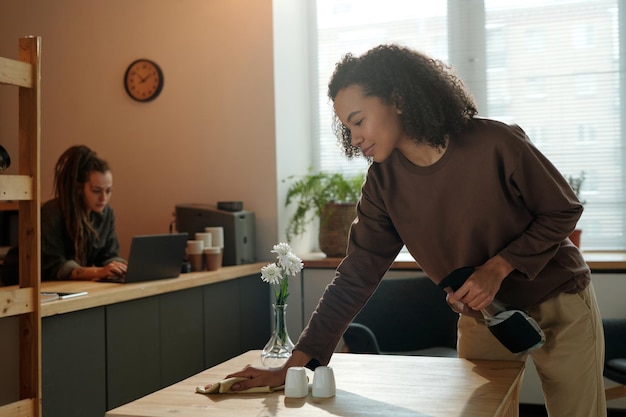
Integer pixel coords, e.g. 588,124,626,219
261,303,294,368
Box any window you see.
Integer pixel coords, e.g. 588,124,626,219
313,0,624,250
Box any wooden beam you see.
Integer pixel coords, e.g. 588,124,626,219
0,176,32,200
0,397,35,417
0,56,32,87
0,287,35,318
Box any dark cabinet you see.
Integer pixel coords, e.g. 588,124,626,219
41,274,270,417
42,307,107,417
106,296,161,410
239,275,272,351
203,279,242,367
160,287,205,386
203,276,271,367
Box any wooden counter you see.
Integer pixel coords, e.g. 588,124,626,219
2,263,271,417
39,262,267,316
106,350,525,417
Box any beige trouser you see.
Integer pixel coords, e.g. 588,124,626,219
457,282,607,417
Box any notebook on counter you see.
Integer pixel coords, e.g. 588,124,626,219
99,233,187,283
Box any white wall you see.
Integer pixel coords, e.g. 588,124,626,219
272,0,316,254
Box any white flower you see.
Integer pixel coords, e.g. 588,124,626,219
262,242,304,305
281,252,303,277
261,263,282,285
271,242,292,257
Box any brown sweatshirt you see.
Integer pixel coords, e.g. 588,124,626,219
295,118,589,367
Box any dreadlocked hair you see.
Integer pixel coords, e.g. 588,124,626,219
53,145,110,265
328,44,478,159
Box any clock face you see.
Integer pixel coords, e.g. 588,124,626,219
124,59,164,102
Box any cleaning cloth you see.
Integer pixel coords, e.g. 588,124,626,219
195,377,284,394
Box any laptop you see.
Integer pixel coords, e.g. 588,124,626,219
99,233,187,283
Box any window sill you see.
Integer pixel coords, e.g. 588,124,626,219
301,251,626,272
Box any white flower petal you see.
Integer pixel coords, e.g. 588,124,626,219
261,263,282,285
282,253,304,276
271,242,292,258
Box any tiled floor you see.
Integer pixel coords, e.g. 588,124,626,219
520,403,626,417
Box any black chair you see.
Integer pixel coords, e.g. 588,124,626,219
342,276,459,357
603,318,626,400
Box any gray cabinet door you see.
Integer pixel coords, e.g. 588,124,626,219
42,307,106,417
202,275,271,367
239,275,271,351
160,287,204,386
106,297,160,409
203,279,241,367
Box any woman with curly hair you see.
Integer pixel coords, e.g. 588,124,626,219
41,145,127,280
226,45,605,416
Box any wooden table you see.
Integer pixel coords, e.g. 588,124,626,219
105,350,525,417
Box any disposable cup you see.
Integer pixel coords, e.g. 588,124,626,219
204,247,222,271
194,232,212,249
187,240,204,272
204,227,224,248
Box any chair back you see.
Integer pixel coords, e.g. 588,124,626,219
603,318,626,400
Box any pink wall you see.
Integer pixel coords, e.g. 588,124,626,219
0,0,278,259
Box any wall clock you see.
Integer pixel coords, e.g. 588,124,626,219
124,58,164,102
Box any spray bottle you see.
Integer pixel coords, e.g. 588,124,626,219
439,266,545,354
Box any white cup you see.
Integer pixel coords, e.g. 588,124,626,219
194,232,212,249
312,366,335,398
284,367,309,398
186,240,204,254
204,226,224,248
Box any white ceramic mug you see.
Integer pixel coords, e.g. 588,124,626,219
284,367,308,398
204,226,224,248
312,366,335,398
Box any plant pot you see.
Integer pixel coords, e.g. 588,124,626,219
569,229,582,248
318,203,356,257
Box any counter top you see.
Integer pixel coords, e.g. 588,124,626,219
302,251,626,271
106,350,524,417
37,262,266,317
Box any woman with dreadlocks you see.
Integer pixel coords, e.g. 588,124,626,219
41,145,127,280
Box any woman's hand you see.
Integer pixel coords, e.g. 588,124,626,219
446,255,513,311
221,365,288,391
71,261,127,281
101,261,127,278
444,292,483,318
214,350,312,392
72,261,127,281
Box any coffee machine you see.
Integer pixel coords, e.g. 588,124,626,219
175,203,256,266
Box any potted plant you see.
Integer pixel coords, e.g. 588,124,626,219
565,171,586,248
284,169,365,257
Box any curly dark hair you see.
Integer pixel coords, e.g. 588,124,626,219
54,145,110,265
328,44,477,159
